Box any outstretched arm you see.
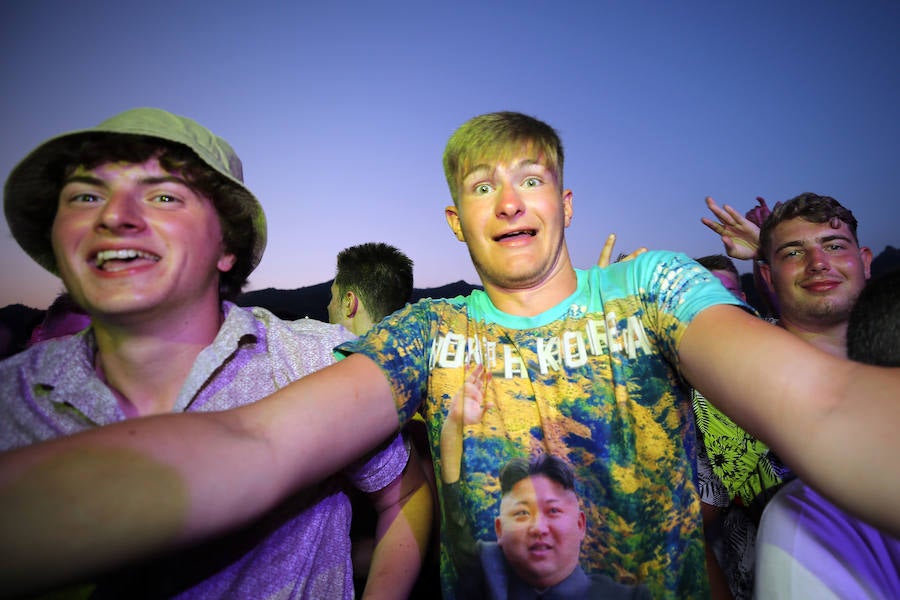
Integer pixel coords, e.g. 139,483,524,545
679,305,900,537
0,353,400,596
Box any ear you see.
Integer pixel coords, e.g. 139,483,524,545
859,246,873,279
445,205,465,242
343,291,359,318
577,510,586,535
217,252,237,273
758,260,773,291
494,516,503,542
562,189,573,227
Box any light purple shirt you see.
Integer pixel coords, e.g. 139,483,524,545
0,302,408,599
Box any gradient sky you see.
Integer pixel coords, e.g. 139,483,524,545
2,1,898,309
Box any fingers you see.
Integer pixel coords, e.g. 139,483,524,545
597,234,616,268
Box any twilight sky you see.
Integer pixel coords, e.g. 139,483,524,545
2,1,898,309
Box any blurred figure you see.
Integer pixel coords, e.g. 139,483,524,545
755,268,900,599
326,242,436,597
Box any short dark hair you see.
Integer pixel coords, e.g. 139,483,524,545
334,243,414,321
41,136,256,301
759,193,859,262
695,254,740,278
847,269,900,367
499,454,576,495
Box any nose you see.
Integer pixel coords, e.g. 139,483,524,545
528,513,549,535
97,192,145,234
805,246,829,272
496,184,525,219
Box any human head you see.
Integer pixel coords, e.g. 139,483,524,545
695,254,746,301
4,108,266,301
443,111,564,205
327,243,413,335
759,193,859,263
847,269,900,367
443,112,574,298
757,193,871,332
495,454,586,589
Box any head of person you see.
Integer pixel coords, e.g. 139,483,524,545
3,108,266,322
327,242,414,336
443,112,574,293
495,454,586,589
695,254,746,302
846,269,900,367
757,192,871,328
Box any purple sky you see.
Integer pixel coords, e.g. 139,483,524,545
3,1,898,309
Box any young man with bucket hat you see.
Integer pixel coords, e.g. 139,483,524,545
0,108,429,599
2,111,900,598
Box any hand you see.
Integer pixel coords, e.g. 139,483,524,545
597,233,648,267
745,196,775,228
439,365,492,484
701,197,761,260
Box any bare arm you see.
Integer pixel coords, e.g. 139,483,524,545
0,353,400,596
361,441,433,600
679,305,900,536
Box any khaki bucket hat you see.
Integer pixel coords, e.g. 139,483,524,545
3,107,266,284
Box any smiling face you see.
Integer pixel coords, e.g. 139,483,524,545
445,152,573,297
495,474,586,589
760,217,871,329
50,157,235,325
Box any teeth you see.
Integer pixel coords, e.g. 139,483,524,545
95,249,160,268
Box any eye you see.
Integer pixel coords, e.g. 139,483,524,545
151,194,182,205
474,183,493,195
70,193,101,204
522,177,542,188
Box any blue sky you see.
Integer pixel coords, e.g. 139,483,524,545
2,0,898,309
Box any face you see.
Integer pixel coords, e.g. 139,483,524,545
51,158,235,324
711,269,746,302
760,218,871,327
495,474,586,589
445,153,573,293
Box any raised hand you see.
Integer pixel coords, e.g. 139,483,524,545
701,197,761,260
440,364,492,484
597,233,648,267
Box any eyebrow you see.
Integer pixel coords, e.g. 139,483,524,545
61,174,191,188
462,158,546,182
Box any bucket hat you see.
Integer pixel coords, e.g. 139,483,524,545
3,107,266,283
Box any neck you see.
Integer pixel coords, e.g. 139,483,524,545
482,260,578,317
92,303,225,416
778,316,848,358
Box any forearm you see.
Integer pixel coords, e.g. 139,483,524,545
362,479,433,599
681,306,900,536
0,354,401,595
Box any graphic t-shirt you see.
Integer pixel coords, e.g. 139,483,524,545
338,250,744,599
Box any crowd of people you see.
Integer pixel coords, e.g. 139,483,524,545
0,108,898,599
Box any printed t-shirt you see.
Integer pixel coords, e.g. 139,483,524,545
337,250,744,599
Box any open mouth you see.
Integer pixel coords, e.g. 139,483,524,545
94,249,161,271
495,229,537,241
